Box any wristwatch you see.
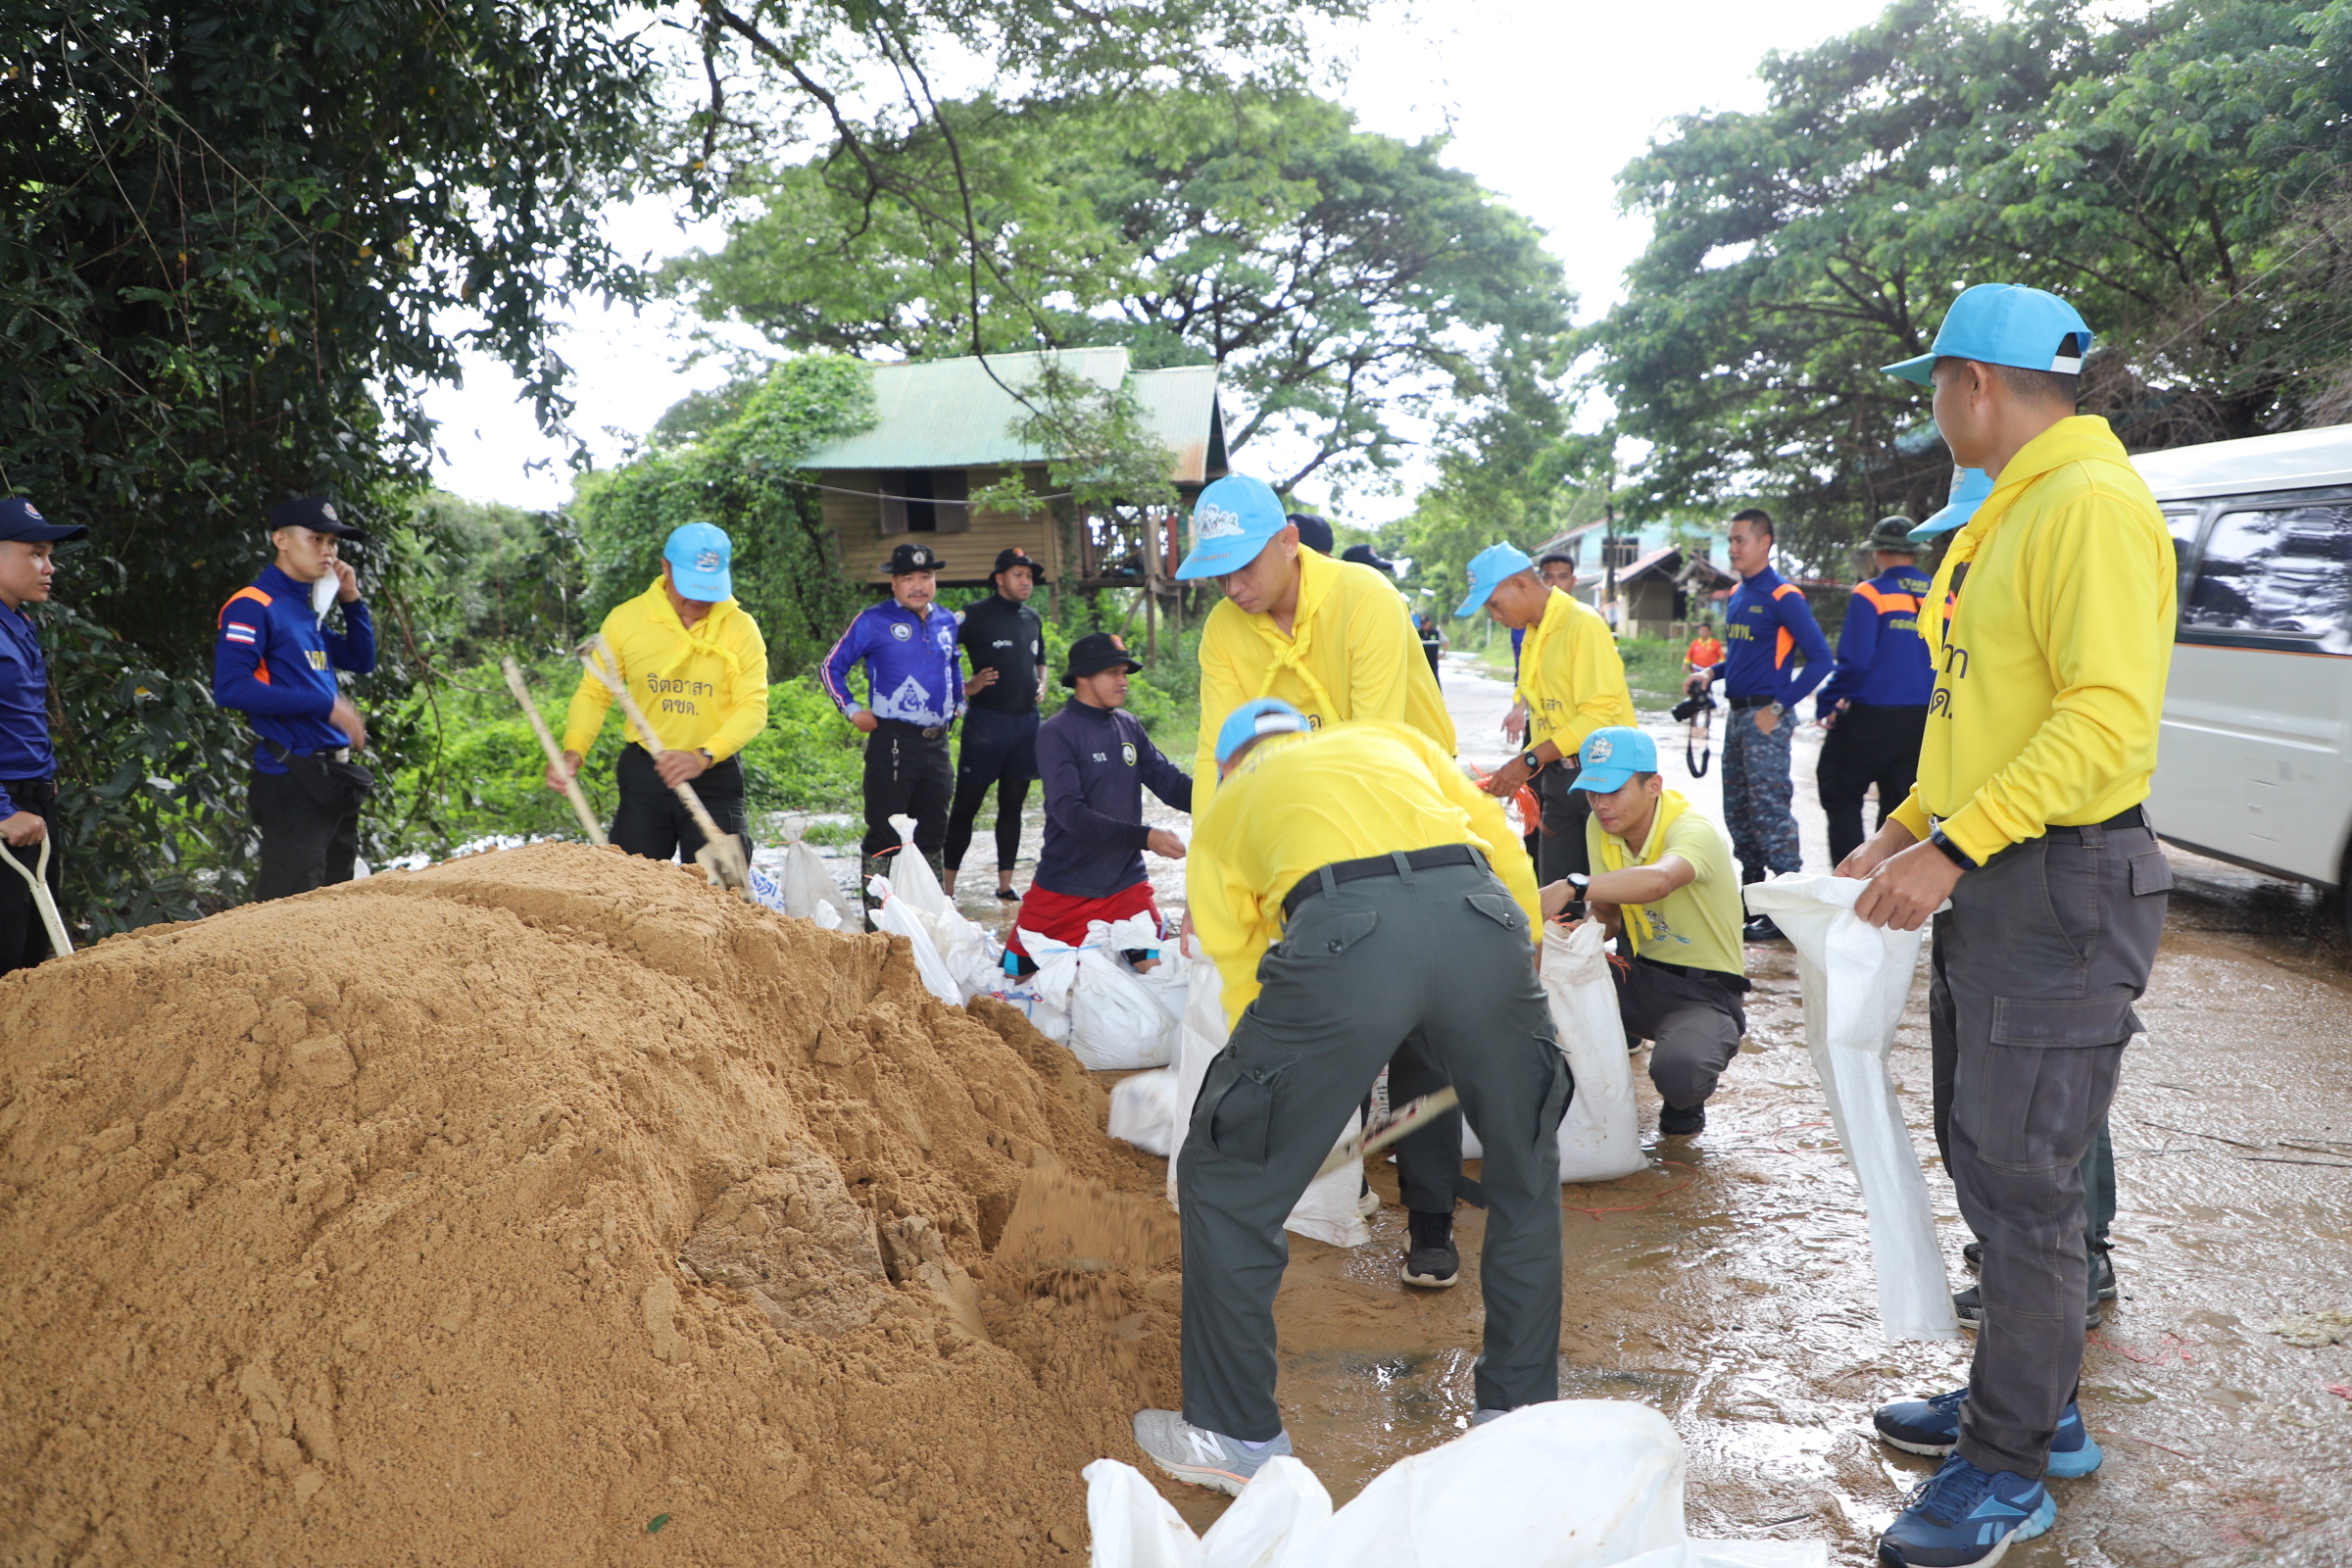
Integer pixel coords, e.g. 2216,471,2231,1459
1518,749,1542,774
1927,827,1977,871
697,748,715,766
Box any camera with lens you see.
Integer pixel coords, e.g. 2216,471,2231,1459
1670,692,1713,723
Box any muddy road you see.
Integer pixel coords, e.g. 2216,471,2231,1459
892,650,2352,1562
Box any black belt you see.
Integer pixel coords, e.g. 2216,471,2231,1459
0,776,56,808
1635,953,1752,995
1726,694,1779,710
2046,805,2149,838
873,717,952,741
1281,843,1486,920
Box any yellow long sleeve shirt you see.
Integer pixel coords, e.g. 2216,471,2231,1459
1193,549,1456,805
562,580,771,761
1887,416,2175,864
1188,722,1540,1027
1515,589,1636,759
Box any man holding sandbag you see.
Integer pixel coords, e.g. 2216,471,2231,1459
1550,726,1747,1138
1843,283,2173,1564
1132,701,1566,1495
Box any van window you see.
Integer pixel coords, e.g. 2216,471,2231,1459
2181,502,2352,653
2163,510,2201,604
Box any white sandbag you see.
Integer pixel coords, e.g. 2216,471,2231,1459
1742,874,1960,1342
878,813,1002,1000
1019,920,1181,1070
1168,942,1370,1249
866,873,963,1007
775,828,856,927
1082,1401,1828,1568
1544,918,1648,1182
1108,1069,1182,1157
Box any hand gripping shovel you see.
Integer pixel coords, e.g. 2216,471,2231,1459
1,832,73,958
1314,1087,1460,1181
576,634,751,898
501,656,609,846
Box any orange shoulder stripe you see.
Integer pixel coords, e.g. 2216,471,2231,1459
218,585,273,627
1853,582,1921,613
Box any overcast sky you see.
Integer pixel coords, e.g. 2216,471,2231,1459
420,0,1896,522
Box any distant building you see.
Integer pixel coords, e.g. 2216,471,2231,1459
797,348,1228,590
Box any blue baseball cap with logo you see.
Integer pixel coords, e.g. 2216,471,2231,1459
0,498,88,545
1177,475,1291,580
1911,468,1992,543
1882,283,2093,386
1568,725,1658,794
1214,698,1307,766
663,521,733,600
1454,542,1534,617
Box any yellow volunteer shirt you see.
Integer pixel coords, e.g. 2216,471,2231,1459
1515,589,1636,758
1190,722,1540,1028
1887,416,2176,864
563,579,770,761
1194,548,1456,804
1585,793,1743,977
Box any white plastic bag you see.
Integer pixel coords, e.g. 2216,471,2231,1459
1083,1401,1827,1568
876,814,1002,1000
775,825,855,930
1544,919,1647,1183
1742,874,1960,1342
1018,922,1181,1070
1107,1069,1182,1156
866,872,963,1007
1167,941,1369,1249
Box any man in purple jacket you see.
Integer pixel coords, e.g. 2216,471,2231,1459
1007,633,1193,970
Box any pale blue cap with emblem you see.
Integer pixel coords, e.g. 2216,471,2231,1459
1911,467,1992,542
1455,541,1533,618
663,521,733,600
1568,725,1658,794
1215,698,1306,766
1882,283,2092,386
1177,475,1291,580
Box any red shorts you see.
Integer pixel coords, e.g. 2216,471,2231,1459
1006,880,1164,957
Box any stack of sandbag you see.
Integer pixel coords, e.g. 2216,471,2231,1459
866,814,1003,1003
1742,874,1960,1341
1019,912,1186,1071
1455,918,1646,1184
1085,1400,1826,1568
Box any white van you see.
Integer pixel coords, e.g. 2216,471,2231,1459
2132,423,2352,921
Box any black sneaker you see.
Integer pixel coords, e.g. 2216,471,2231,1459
1953,1285,2102,1332
1742,914,1785,943
1658,1102,1706,1137
1961,1243,2117,1300
1401,1209,1459,1289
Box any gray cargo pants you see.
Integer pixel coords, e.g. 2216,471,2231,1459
1929,809,2170,1479
1176,858,1571,1441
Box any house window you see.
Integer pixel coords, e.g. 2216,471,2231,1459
880,470,970,536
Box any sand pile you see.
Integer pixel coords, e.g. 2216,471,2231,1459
0,844,1184,1566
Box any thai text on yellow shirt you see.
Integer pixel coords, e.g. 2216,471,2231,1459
563,579,770,761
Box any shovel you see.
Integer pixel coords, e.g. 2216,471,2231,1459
575,634,751,898
1314,1087,1459,1180
0,831,74,958
501,656,609,846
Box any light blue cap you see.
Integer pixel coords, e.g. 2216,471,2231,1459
662,521,734,600
1214,698,1306,766
1177,475,1291,580
1568,725,1658,794
1454,542,1534,617
1883,283,2092,385
1911,468,1992,542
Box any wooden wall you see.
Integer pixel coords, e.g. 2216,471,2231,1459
819,465,1062,585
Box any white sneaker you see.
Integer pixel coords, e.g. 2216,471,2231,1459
1131,1410,1292,1495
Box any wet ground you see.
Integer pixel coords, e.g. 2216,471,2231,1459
809,656,2352,1562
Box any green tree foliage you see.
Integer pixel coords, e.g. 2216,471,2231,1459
570,357,877,677
404,496,591,668
1596,0,2352,572
666,89,1577,496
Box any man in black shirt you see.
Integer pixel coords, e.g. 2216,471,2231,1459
947,548,1050,899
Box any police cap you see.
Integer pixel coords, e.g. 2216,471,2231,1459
269,497,367,540
0,498,89,545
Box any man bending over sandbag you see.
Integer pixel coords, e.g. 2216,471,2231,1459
1004,633,1191,975
1133,702,1566,1495
1555,726,1748,1139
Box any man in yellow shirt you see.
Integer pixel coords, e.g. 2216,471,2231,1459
547,522,770,864
1844,284,2174,1564
1458,542,1636,885
1550,726,1746,1137
1133,702,1565,1495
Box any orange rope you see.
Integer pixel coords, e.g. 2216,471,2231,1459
1563,1156,1701,1217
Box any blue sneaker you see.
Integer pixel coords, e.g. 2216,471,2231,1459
1872,1388,2102,1478
1878,1455,2056,1567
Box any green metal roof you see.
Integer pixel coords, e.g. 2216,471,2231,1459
798,348,1224,480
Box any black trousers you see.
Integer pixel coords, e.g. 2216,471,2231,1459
944,707,1039,874
1531,759,1592,886
0,778,62,976
1815,703,1927,867
251,767,361,902
860,720,954,861
612,744,751,864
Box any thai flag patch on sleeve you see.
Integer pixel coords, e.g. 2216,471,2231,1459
224,623,258,645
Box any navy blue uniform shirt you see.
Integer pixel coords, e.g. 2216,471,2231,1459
1707,565,1833,709
0,602,53,815
1817,564,1936,708
1032,701,1192,899
821,598,962,726
956,593,1046,713
212,564,377,773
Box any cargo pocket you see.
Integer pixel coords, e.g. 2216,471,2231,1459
1278,907,1378,960
2129,851,2175,897
1465,893,1527,935
1534,1045,1573,1146
1989,993,2136,1049
1195,1053,1293,1167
